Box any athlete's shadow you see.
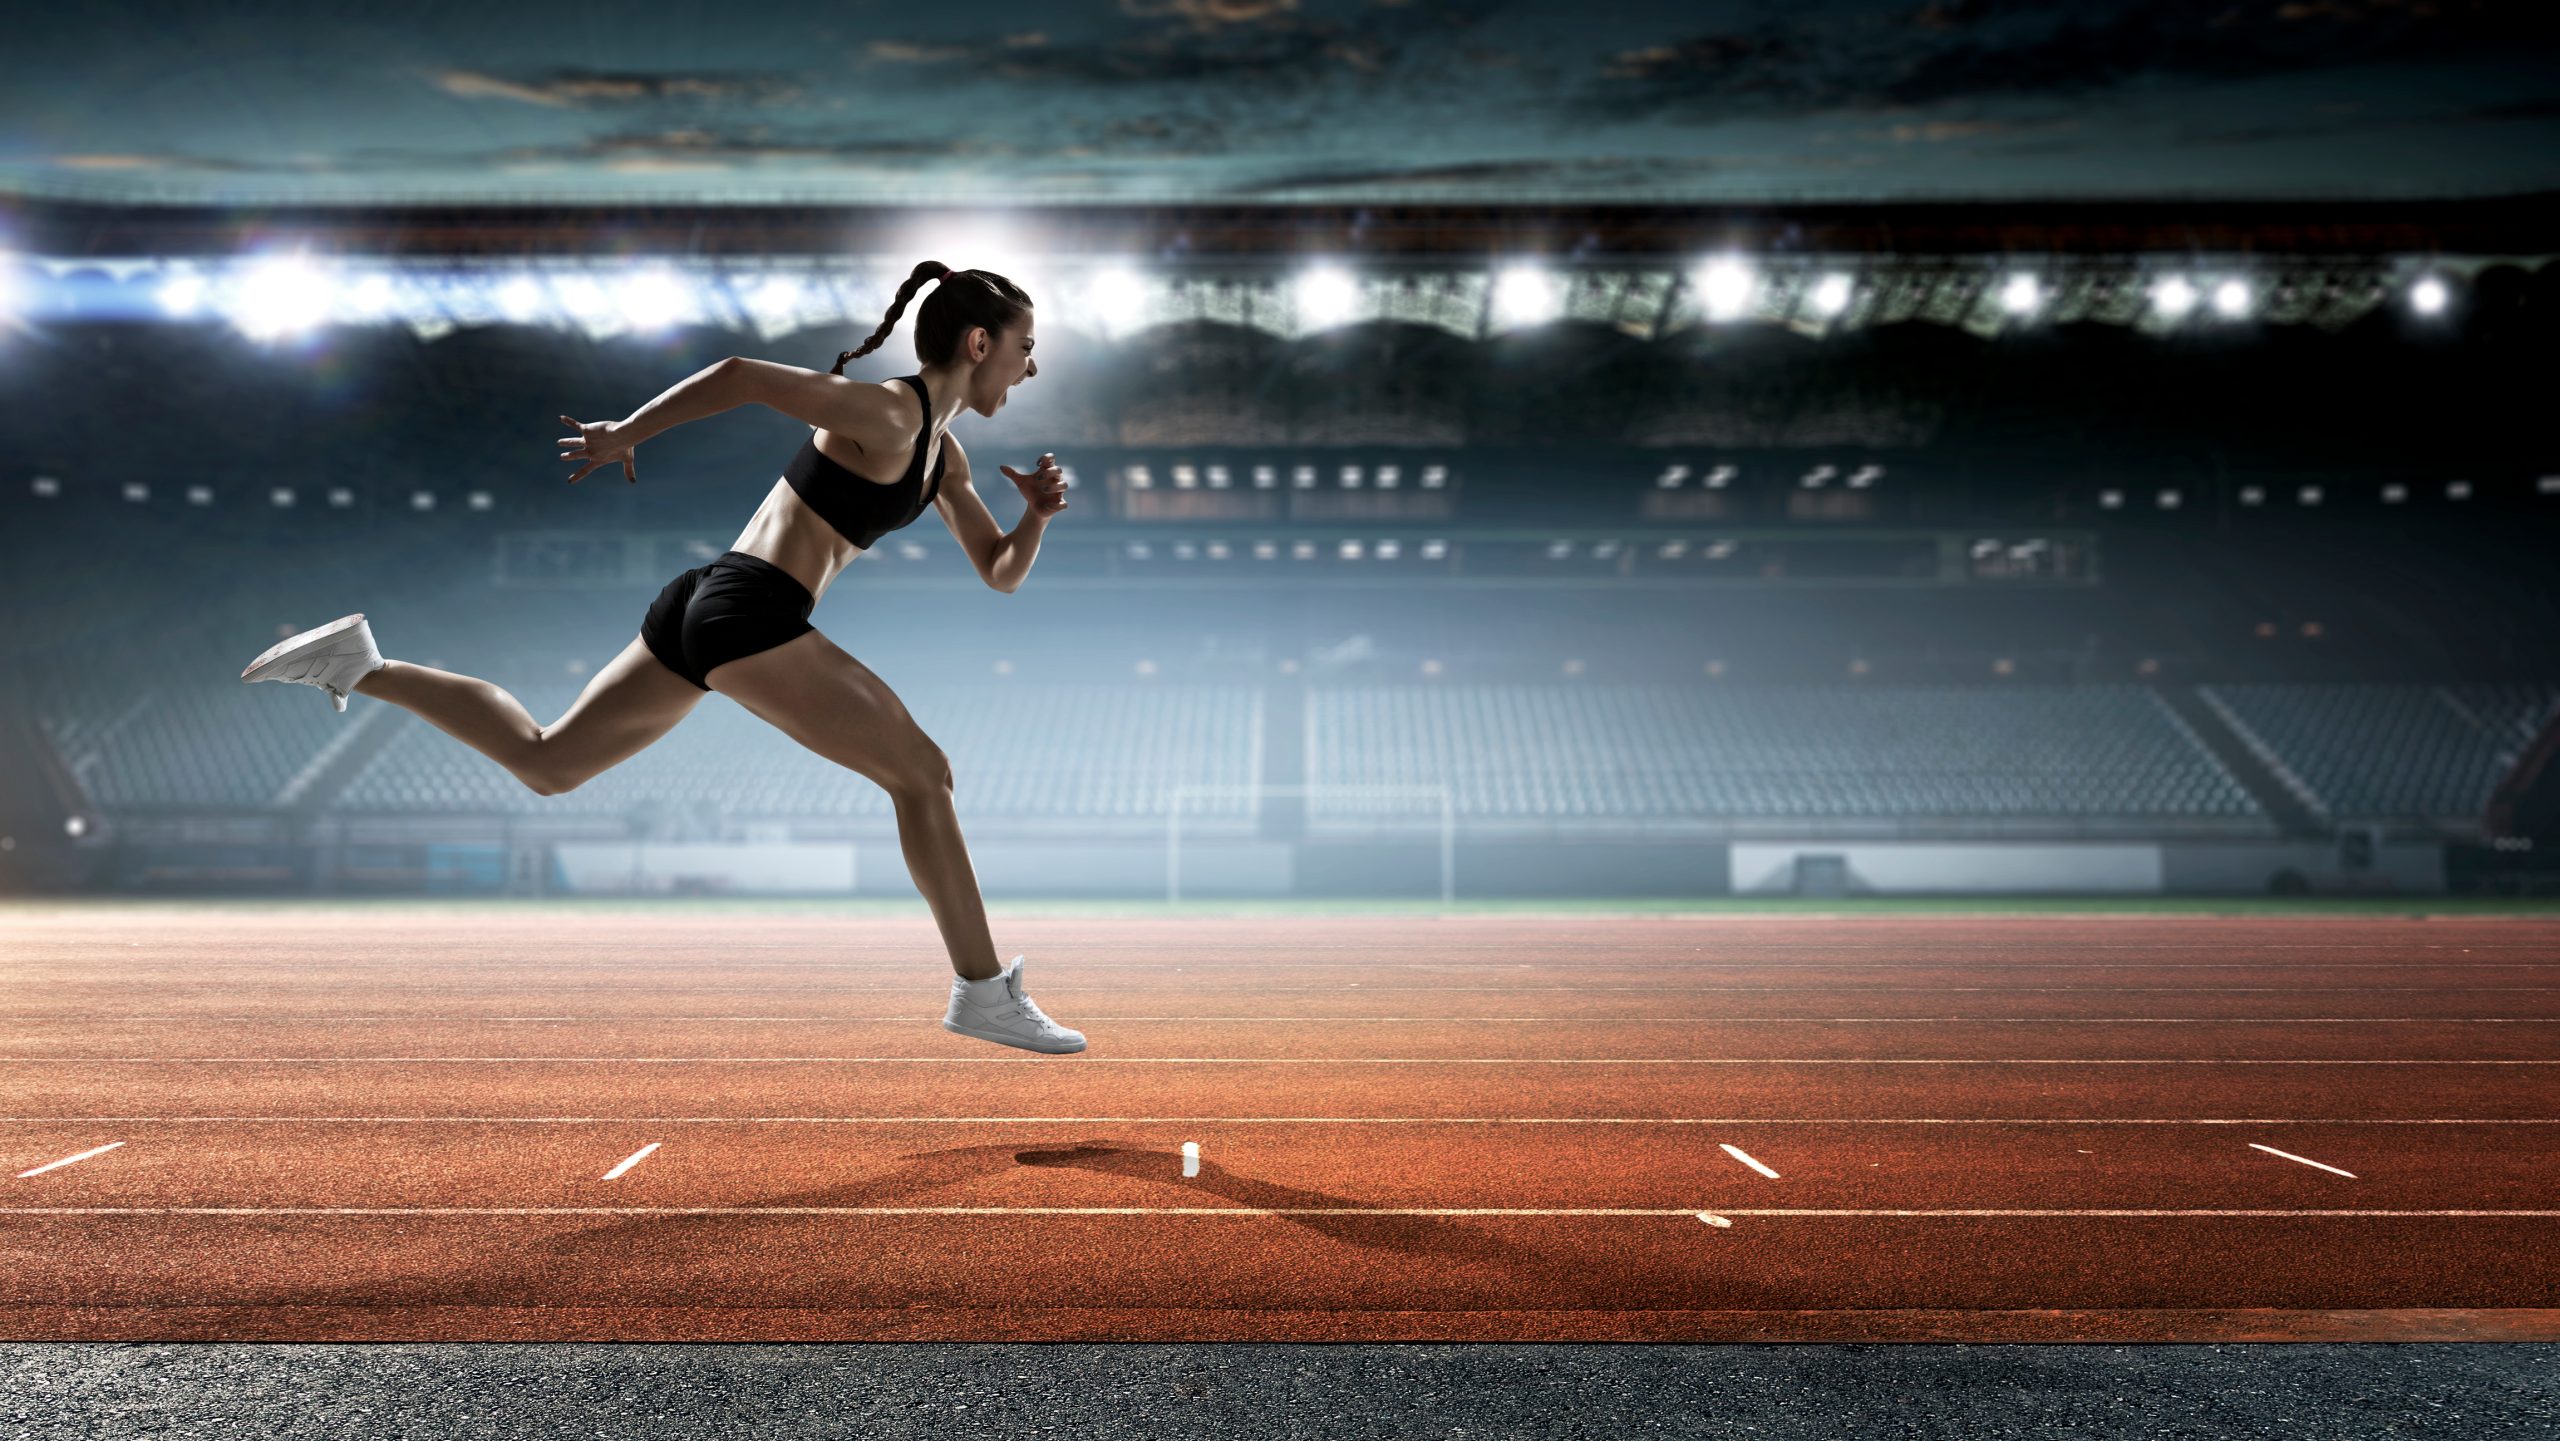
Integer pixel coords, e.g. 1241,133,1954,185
546,1138,1521,1261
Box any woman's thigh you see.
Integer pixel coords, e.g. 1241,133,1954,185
705,628,948,794
530,635,709,792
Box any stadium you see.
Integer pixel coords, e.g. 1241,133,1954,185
2,3,2557,1436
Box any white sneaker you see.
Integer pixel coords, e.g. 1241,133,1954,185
240,613,385,714
943,955,1085,1054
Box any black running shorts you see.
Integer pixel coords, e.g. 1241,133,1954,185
639,550,816,690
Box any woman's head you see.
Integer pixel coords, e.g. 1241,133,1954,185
831,261,1037,419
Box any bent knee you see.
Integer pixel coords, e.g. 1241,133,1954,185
884,743,954,798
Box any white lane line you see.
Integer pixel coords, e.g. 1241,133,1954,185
13,1057,2559,1065
1181,1141,1200,1178
2249,1143,2360,1179
8,1115,2559,1126
600,1142,660,1181
10,1015,2557,1023
15,1142,123,1178
1696,1212,1734,1227
0,1206,2550,1219
1719,1144,1782,1179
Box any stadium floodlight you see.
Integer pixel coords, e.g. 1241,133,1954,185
2157,489,2181,509
1253,541,1278,559
1547,540,1574,559
2299,484,2323,505
1810,273,1853,316
1492,264,1561,328
1207,541,1231,559
2098,489,2123,509
553,272,616,328
327,487,353,508
899,541,928,560
1085,266,1147,334
1339,464,1363,488
1377,540,1400,559
2446,480,2472,500
495,275,546,323
123,482,148,502
1125,464,1152,488
2239,485,2265,505
1294,265,1360,330
1696,258,1756,321
1376,465,1400,489
30,477,58,498
1172,463,1198,488
155,269,207,318
1659,464,1690,488
269,488,294,508
1802,464,1835,489
1592,540,1620,559
1659,540,1688,558
2000,274,2042,316
231,254,333,339
2212,279,2251,319
338,271,398,323
2381,483,2408,503
1127,541,1152,559
467,491,493,511
1847,465,1882,488
1173,542,1197,560
614,269,690,332
187,485,213,506
410,491,435,511
1705,539,1737,559
1291,540,1317,560
2539,476,2560,495
1205,464,1230,488
1421,539,1447,559
2410,276,2449,316
1420,464,1448,488
1252,465,1277,488
2150,277,2198,319
1705,464,1736,488
1293,464,1318,488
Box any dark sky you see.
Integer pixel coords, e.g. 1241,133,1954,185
3,0,2555,206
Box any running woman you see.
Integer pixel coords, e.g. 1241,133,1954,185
241,261,1084,1053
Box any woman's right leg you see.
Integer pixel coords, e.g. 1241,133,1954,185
704,628,1005,982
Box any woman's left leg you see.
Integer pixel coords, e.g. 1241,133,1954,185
354,635,704,795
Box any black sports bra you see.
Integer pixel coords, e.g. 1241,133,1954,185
781,373,946,550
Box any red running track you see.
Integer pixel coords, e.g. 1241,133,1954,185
2,907,2556,1341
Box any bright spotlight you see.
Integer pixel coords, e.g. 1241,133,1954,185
615,269,690,332
1294,266,1360,330
1696,259,1755,321
232,255,334,339
496,275,545,323
2410,276,2448,315
1811,273,1852,316
2212,279,2251,318
1087,267,1147,333
155,270,207,318
2151,277,2197,319
338,271,398,323
2000,274,2040,315
1492,265,1560,327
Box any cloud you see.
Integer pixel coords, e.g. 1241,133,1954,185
1572,0,2560,123
430,68,802,108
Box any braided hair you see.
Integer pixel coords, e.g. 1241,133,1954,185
831,262,1034,375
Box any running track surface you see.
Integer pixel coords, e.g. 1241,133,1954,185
2,906,2556,1342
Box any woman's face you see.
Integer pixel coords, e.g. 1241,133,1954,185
971,316,1036,418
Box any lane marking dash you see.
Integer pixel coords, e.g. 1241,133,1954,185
16,1142,123,1178
1720,1143,1782,1179
2249,1142,2359,1178
600,1142,659,1181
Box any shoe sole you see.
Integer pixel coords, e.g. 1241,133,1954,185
942,1018,1086,1054
242,613,369,680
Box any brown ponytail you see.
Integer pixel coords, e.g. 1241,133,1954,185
830,261,1033,375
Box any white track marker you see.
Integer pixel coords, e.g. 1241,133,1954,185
2248,1142,2358,1179
1181,1141,1201,1178
1696,1213,1734,1227
1719,1143,1781,1179
600,1143,660,1181
16,1142,122,1178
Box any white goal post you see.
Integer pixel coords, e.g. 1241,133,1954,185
1165,783,1455,904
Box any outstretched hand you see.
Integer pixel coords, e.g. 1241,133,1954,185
1000,452,1068,518
557,415,638,484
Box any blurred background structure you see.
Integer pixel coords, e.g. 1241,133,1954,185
1,197,2552,899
